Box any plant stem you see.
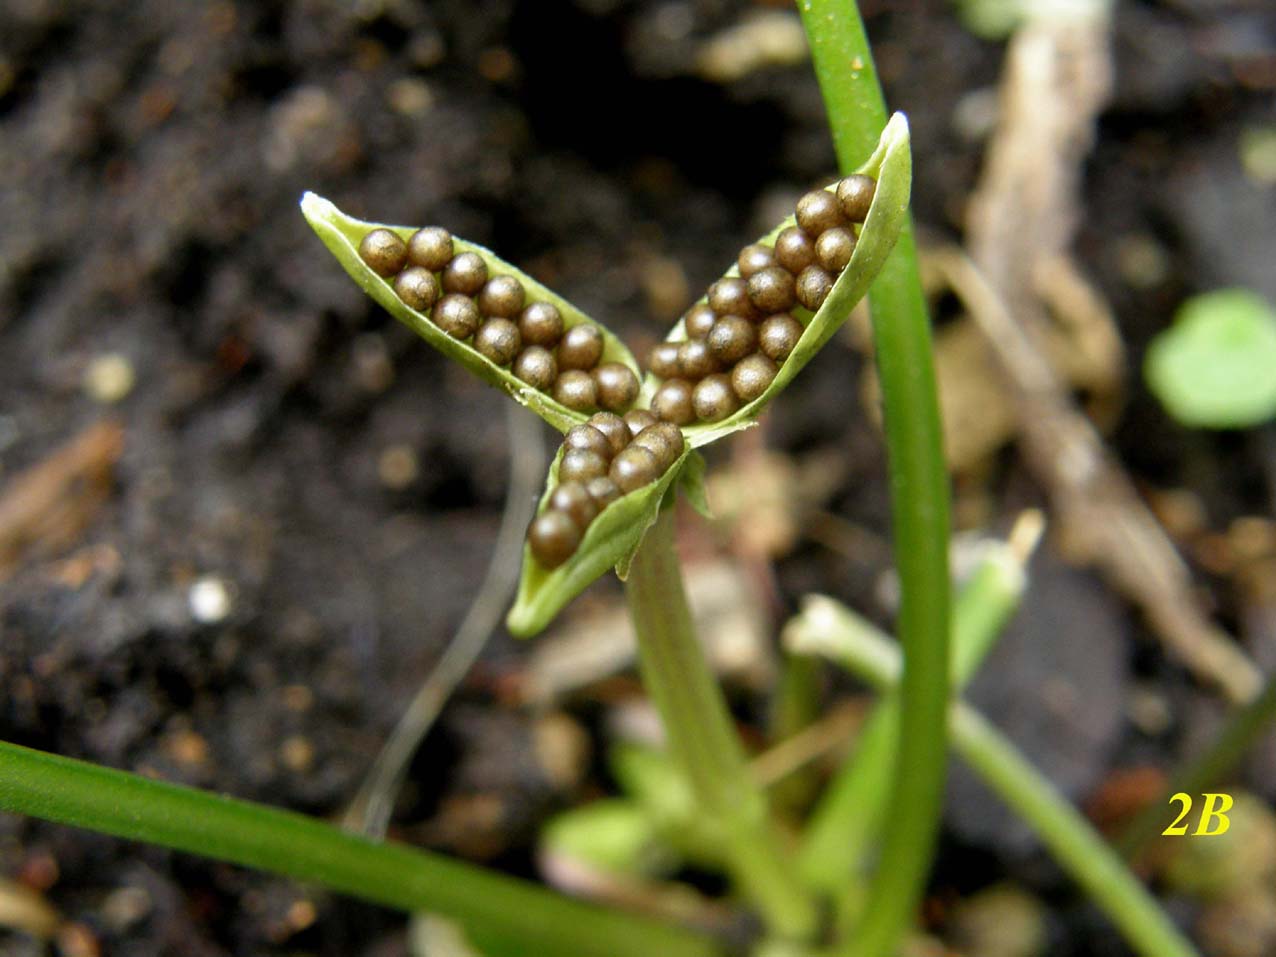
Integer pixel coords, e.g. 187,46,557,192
798,2,951,954
0,740,722,957
625,508,819,942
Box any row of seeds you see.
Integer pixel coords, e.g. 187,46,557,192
528,411,686,568
357,227,640,414
647,173,877,424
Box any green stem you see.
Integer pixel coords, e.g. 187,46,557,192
798,2,951,953
625,509,819,942
0,741,721,957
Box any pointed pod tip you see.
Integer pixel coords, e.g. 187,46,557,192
299,191,336,224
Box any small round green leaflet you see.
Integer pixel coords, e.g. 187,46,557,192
1144,288,1276,429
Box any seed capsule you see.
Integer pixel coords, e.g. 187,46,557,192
474,318,521,365
651,379,695,425
707,315,758,364
564,423,614,460
407,226,454,271
477,275,526,318
632,422,684,471
442,251,488,295
747,266,797,313
594,362,640,412
558,324,604,371
795,188,845,236
587,412,631,456
513,346,557,390
624,409,659,437
519,301,564,348
550,481,600,529
836,174,876,222
796,265,834,311
559,447,608,483
759,313,803,362
393,266,440,312
610,445,661,493
432,294,481,339
677,339,718,379
708,277,758,320
586,475,622,508
815,227,856,273
528,510,581,568
737,243,777,278
692,374,739,422
684,303,718,340
650,341,682,379
731,353,778,402
359,228,408,277
554,370,598,411
775,226,816,274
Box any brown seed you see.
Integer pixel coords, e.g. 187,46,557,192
759,313,803,362
624,409,659,437
554,370,598,411
528,510,581,568
519,301,564,348
359,228,408,277
432,294,480,339
550,481,600,530
796,265,834,311
632,422,684,471
474,318,521,365
707,277,758,320
775,226,816,274
677,339,718,379
707,315,758,364
836,174,876,222
558,324,604,371
587,412,630,456
442,251,488,295
692,374,739,422
610,445,660,493
731,353,778,402
651,379,695,425
564,423,613,460
594,364,640,413
393,266,440,312
795,188,844,235
513,346,557,390
815,227,856,273
407,226,454,271
747,266,797,313
559,447,608,483
586,475,622,508
737,243,777,278
684,303,718,340
477,275,526,318
649,342,682,379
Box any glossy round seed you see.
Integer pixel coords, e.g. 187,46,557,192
559,447,608,483
550,481,600,530
651,379,695,425
432,294,480,339
474,318,521,365
684,303,718,340
649,341,682,379
359,229,408,277
528,510,581,568
747,266,797,313
624,409,659,437
836,174,876,223
594,363,640,412
775,226,817,274
815,227,856,273
586,475,622,508
519,301,564,348
393,266,440,312
554,370,598,411
795,189,844,236
442,251,488,295
564,423,613,460
693,374,739,422
558,324,604,371
759,313,803,362
632,422,684,471
707,315,758,365
707,277,758,320
796,265,834,312
587,412,631,456
677,339,718,379
477,275,526,318
731,353,778,402
737,243,777,278
407,226,454,271
513,346,557,390
610,445,661,493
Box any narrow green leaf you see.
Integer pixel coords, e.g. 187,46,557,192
300,192,640,433
636,113,912,448
677,451,712,519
